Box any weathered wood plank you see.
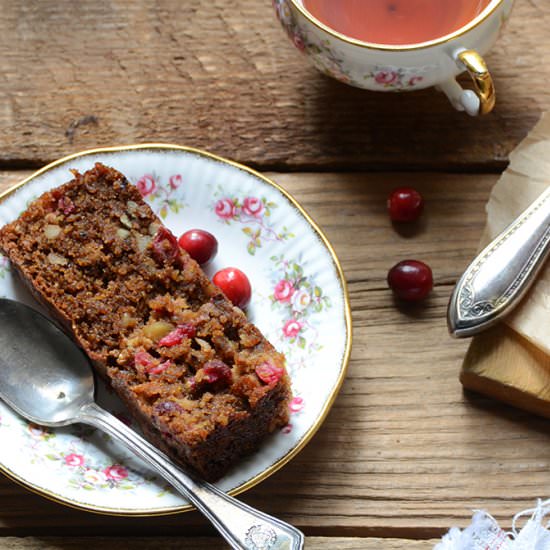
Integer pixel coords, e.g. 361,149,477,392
0,171,547,538
0,1,548,169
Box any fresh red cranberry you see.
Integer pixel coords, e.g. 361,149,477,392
387,260,433,301
387,187,424,222
256,362,284,385
213,267,251,309
178,229,218,266
157,323,196,347
152,227,180,264
202,360,233,386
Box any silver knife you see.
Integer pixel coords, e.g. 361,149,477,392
448,186,550,337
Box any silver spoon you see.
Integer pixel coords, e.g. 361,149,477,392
0,298,304,550
448,186,550,337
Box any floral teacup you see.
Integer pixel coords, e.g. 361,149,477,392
273,0,514,116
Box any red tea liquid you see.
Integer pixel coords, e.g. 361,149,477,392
302,0,491,45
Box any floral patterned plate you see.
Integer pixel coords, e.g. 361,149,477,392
0,145,351,515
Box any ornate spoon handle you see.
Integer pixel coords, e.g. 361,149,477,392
78,402,304,550
448,186,550,337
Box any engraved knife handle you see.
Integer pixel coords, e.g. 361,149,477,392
448,187,550,337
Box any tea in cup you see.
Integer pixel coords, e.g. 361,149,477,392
273,0,514,115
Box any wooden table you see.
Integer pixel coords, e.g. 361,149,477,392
0,1,549,548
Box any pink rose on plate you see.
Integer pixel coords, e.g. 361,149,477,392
282,319,303,338
282,423,292,434
242,196,264,218
103,464,129,481
291,289,311,312
293,34,306,52
169,174,182,189
64,453,85,467
374,70,399,85
136,174,156,197
289,396,304,413
408,76,423,87
215,198,236,219
83,469,107,485
274,279,295,303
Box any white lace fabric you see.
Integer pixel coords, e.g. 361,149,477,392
435,499,550,550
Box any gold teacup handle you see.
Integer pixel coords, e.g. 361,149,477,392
456,50,496,115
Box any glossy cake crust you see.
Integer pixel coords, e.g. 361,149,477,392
0,163,291,481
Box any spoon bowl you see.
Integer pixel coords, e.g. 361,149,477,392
0,298,94,426
0,298,303,550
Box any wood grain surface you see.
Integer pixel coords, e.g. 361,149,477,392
1,170,549,541
0,0,548,170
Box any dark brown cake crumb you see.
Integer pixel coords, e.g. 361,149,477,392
0,163,292,481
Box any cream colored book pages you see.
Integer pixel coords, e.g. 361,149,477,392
482,113,550,355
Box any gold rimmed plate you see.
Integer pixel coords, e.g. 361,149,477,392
0,145,351,516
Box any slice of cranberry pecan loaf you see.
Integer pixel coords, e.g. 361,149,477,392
0,163,291,481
